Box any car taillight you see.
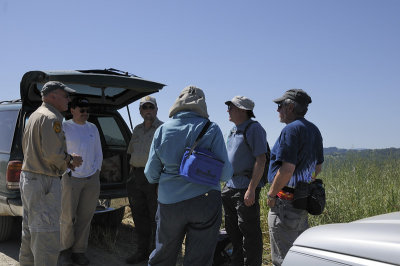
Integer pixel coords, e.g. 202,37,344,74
6,160,22,190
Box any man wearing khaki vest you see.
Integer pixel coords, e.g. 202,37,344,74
125,96,163,264
19,81,83,266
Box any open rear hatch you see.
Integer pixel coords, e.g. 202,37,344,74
20,69,165,110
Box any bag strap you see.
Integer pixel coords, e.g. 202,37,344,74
243,121,271,155
243,121,258,150
188,120,211,154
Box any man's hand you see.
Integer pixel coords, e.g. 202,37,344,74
267,195,276,208
244,189,256,207
70,153,83,170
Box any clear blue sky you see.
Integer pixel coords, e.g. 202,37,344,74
1,0,399,149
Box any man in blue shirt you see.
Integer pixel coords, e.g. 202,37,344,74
222,96,267,266
267,89,324,266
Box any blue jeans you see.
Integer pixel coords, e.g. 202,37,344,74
148,190,222,266
221,186,263,266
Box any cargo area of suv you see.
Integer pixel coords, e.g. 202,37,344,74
0,69,165,241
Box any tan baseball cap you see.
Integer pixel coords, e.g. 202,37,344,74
140,95,157,107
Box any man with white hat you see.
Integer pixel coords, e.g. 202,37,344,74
222,96,268,266
125,95,163,264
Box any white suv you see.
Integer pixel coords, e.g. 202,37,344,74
283,212,400,266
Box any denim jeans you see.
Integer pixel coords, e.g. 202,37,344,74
268,198,309,266
148,190,222,266
221,186,263,266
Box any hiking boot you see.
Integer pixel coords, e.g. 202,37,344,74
58,249,74,266
71,253,90,265
125,252,148,264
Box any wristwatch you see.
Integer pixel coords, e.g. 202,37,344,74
267,193,276,201
68,154,74,164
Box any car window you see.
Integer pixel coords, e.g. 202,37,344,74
37,83,125,97
97,117,127,147
0,110,19,153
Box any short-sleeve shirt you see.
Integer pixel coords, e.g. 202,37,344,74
267,118,324,187
226,119,268,189
22,102,68,177
127,117,163,167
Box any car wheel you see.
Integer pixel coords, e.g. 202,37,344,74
0,216,14,242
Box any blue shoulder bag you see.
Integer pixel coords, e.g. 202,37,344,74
179,120,224,186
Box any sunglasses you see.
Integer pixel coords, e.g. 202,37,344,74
278,102,285,109
141,104,155,110
79,108,90,113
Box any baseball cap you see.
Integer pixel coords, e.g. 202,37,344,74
140,95,157,107
225,96,255,118
273,89,312,105
41,81,75,96
70,97,89,108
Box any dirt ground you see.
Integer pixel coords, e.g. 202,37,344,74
0,208,145,266
0,208,181,266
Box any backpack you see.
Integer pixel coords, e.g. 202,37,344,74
242,121,271,184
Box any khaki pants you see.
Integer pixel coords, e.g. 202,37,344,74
19,171,61,266
60,171,100,253
268,198,309,266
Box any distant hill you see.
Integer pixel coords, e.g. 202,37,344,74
324,147,400,159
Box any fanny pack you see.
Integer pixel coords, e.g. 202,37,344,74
179,120,224,186
293,179,326,215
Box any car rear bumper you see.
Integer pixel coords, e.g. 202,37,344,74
0,195,129,217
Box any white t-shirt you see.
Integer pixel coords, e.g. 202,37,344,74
63,119,103,178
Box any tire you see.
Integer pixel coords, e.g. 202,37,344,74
0,216,14,242
92,206,125,228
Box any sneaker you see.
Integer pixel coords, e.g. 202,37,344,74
125,252,148,264
71,253,90,265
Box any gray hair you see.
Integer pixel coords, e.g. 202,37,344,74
283,99,308,116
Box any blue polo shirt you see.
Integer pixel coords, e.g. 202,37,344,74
226,119,268,189
268,118,324,188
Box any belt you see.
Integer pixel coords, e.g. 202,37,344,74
131,166,145,171
67,171,92,179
